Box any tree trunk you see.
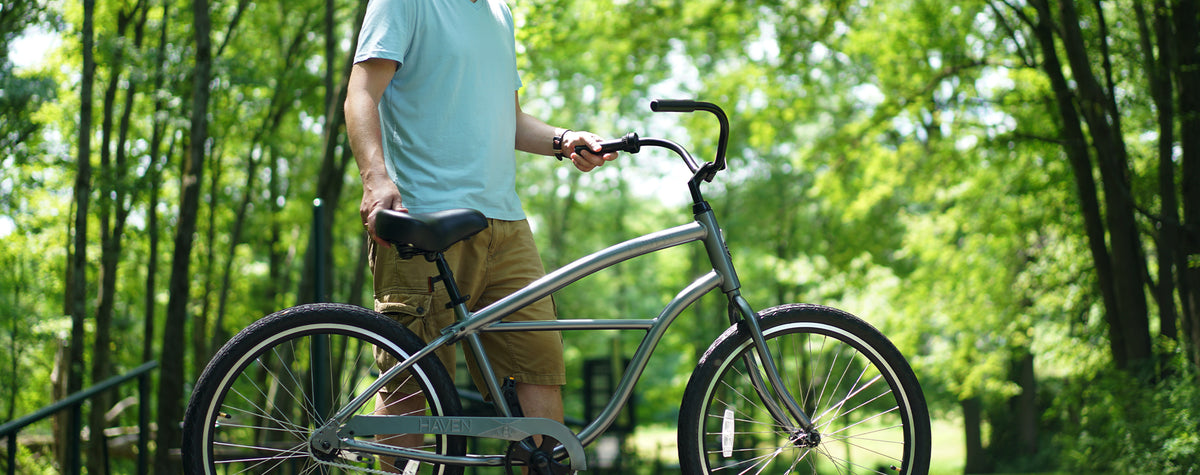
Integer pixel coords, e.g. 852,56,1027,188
141,3,170,458
143,0,170,363
64,0,95,472
962,396,991,473
1173,0,1200,372
89,4,145,470
1057,0,1152,373
1029,0,1126,366
1013,350,1039,458
1135,0,1182,345
1027,0,1155,373
154,0,211,469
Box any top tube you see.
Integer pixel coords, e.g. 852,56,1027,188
451,221,710,336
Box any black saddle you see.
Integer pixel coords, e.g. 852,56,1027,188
374,208,488,258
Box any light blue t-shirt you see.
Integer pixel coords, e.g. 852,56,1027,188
355,0,525,220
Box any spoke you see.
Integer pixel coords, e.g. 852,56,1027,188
225,385,311,436
814,447,894,475
215,420,307,434
820,423,904,443
813,372,882,425
823,404,899,438
814,338,848,416
214,440,309,473
273,340,323,425
213,440,307,457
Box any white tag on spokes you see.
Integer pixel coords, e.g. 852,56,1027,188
402,460,419,475
721,408,735,457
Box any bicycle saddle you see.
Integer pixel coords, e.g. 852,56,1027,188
374,208,488,258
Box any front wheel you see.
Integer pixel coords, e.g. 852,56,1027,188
679,304,930,474
181,303,466,474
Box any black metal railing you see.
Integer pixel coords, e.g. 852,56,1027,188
0,360,158,475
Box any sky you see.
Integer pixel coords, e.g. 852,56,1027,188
9,27,60,70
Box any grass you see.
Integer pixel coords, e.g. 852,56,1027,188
618,416,969,474
930,416,966,474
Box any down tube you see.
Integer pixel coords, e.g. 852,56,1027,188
576,271,723,448
460,222,709,334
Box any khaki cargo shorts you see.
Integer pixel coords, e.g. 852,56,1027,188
370,218,565,399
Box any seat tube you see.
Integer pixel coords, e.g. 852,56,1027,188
431,254,471,322
430,254,512,416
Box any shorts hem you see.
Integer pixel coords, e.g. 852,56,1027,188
510,373,566,386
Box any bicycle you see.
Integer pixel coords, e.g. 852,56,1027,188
181,99,931,474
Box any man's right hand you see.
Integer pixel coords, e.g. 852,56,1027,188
360,179,406,247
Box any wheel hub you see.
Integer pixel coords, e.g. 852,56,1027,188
309,423,342,460
789,428,821,448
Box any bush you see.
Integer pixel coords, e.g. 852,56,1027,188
1052,366,1200,474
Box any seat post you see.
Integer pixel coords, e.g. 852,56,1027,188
428,252,471,319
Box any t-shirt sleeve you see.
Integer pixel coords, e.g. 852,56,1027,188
354,0,416,66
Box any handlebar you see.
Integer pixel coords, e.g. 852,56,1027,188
572,132,642,156
570,99,731,184
651,99,729,181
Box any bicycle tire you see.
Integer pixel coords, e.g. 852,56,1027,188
678,303,930,474
181,303,466,474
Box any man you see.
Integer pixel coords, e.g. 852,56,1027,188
344,0,616,470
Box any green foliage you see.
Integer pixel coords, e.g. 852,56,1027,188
3,0,1199,471
1051,367,1200,474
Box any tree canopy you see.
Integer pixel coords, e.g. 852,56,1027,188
2,0,1198,472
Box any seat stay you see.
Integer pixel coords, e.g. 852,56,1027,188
326,329,459,423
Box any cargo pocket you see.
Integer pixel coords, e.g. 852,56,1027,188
374,292,437,394
376,291,434,327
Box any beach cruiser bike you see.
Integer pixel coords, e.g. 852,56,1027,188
181,100,931,474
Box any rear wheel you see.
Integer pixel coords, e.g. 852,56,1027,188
678,304,930,474
181,303,466,474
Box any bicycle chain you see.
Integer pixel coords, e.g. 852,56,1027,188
319,458,393,472
316,457,394,475
312,447,420,475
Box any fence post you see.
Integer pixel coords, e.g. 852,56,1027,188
313,198,327,303
311,199,330,423
138,369,150,475
68,404,81,474
6,429,15,475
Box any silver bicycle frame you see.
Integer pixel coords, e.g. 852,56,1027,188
324,190,812,470
322,220,719,469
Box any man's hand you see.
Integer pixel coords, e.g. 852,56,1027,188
360,175,406,247
561,130,618,172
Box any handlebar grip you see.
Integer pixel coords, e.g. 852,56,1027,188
649,99,730,178
572,132,640,155
650,99,703,112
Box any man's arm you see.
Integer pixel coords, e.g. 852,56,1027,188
514,93,617,172
346,57,404,244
